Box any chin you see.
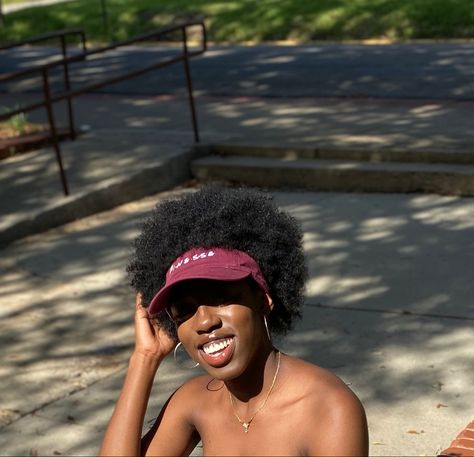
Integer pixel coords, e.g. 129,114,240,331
202,360,246,382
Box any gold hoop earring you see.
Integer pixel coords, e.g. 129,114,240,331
173,342,199,369
264,315,271,341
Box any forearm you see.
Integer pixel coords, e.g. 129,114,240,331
99,352,162,456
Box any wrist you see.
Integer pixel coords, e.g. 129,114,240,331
130,350,163,370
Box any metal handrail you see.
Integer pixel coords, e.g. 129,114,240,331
0,21,207,196
1,28,88,141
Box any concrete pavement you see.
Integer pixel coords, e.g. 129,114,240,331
0,188,473,456
1,42,474,245
1,42,474,455
1,92,474,247
2,43,474,100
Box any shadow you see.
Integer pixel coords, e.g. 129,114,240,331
2,0,474,43
198,94,474,152
0,187,473,455
0,88,473,236
204,0,474,42
1,7,472,453
2,42,474,100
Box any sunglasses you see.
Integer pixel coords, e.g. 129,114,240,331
165,283,248,325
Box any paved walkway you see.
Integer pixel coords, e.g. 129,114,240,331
0,187,473,456
1,92,474,246
2,43,474,100
0,44,473,455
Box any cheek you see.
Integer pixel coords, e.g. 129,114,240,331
227,306,263,340
176,323,193,351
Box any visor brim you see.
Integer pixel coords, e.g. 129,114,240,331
148,267,252,315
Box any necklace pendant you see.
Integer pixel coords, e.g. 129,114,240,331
242,422,250,433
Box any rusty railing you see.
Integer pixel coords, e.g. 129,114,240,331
0,28,88,141
0,22,207,195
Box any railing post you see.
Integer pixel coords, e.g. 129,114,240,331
181,26,200,143
42,67,70,196
60,34,76,140
80,30,87,53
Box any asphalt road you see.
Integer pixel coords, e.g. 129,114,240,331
1,43,474,100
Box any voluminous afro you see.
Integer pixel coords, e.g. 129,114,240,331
127,186,307,339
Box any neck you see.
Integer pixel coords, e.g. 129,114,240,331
225,344,279,404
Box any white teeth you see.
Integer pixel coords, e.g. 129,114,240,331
203,338,232,355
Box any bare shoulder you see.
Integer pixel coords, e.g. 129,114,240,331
172,373,218,409
166,373,227,432
287,356,362,406
282,355,368,456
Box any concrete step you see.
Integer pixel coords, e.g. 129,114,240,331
195,144,474,165
191,155,474,196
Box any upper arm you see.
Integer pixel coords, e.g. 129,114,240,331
307,386,368,457
141,383,200,457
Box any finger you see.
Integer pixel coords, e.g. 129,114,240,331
134,294,151,325
135,293,149,315
135,292,143,309
135,306,149,322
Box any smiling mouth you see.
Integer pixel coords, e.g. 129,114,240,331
199,337,235,367
202,337,233,355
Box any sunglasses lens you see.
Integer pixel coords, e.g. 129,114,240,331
166,303,194,324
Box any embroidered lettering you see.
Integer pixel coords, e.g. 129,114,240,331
169,250,216,275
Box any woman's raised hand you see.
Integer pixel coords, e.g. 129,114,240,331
99,294,176,455
134,293,176,362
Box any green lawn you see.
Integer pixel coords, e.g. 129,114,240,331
3,0,30,4
1,0,474,44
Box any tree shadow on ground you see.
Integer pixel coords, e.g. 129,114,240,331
1,40,473,456
2,43,474,100
0,188,473,455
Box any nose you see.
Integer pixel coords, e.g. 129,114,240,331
193,305,222,334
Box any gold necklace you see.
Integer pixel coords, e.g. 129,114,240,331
228,351,281,433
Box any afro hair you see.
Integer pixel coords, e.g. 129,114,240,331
127,185,307,339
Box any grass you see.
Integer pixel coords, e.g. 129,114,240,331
0,107,45,140
1,0,474,44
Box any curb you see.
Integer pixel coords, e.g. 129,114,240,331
0,149,198,248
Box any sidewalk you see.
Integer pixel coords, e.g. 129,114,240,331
1,44,474,455
0,186,473,456
2,42,473,246
1,92,474,246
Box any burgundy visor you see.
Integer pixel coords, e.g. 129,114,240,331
148,247,270,315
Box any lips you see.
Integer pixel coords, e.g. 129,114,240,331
199,336,235,367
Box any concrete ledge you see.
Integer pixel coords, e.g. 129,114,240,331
192,155,474,196
0,150,196,248
196,144,474,165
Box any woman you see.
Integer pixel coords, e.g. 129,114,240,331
100,186,368,456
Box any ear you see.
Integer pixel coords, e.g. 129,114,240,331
264,293,274,314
